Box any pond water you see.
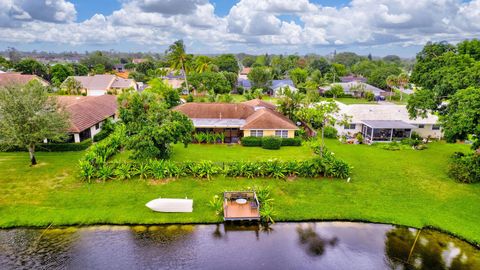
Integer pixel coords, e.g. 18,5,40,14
0,222,479,270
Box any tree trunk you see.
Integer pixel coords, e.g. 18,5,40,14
28,144,37,166
182,61,192,96
320,125,325,158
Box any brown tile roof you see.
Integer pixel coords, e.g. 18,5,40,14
57,95,117,133
242,108,298,130
242,99,276,110
240,67,251,75
173,103,255,119
72,75,115,91
173,102,297,130
0,73,49,87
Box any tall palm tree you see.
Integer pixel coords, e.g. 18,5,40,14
194,55,212,73
165,40,192,94
397,73,409,101
385,75,398,101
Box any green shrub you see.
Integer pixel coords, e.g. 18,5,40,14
262,136,282,150
281,137,302,146
448,152,480,183
1,139,92,152
365,91,375,101
323,126,338,139
186,94,194,102
411,131,422,140
356,133,364,144
241,136,262,147
93,130,110,142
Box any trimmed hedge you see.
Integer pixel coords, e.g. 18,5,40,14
281,137,302,146
0,139,92,152
241,136,302,147
241,136,262,147
93,130,110,142
262,136,282,150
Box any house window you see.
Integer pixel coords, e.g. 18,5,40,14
344,124,356,130
418,124,425,128
250,130,264,137
95,123,100,130
275,130,288,138
432,124,441,130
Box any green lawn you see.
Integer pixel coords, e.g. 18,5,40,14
1,140,479,246
333,97,378,104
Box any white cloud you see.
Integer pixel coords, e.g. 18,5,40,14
0,0,76,27
0,0,479,53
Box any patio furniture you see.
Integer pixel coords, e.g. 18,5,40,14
236,198,247,204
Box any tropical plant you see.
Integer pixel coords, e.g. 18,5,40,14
79,160,95,182
208,194,224,216
114,162,133,180
165,40,191,93
97,164,114,182
260,203,276,224
135,162,152,180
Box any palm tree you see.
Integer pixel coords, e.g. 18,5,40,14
385,75,398,101
165,40,192,94
397,73,409,101
194,55,212,73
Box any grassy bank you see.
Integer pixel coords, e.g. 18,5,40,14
1,140,479,246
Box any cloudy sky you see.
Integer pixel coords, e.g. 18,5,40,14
0,0,479,56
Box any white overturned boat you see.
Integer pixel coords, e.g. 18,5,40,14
145,198,193,213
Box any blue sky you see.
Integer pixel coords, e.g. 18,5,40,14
1,0,479,57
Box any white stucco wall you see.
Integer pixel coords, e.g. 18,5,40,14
87,89,107,96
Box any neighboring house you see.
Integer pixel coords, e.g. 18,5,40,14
340,75,367,83
57,95,117,143
160,69,185,89
334,102,442,143
239,67,251,80
132,58,147,64
237,78,252,90
173,99,298,143
69,74,137,96
271,79,297,96
113,64,126,72
320,81,386,97
0,73,50,87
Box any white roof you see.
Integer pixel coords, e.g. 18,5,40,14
337,102,439,125
325,81,385,96
192,118,246,128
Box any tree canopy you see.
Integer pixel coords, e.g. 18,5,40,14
247,67,272,90
0,81,69,165
215,54,239,74
188,71,231,94
118,91,194,160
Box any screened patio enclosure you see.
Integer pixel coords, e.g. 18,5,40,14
361,120,416,143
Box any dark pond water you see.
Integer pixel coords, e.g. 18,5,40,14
0,222,479,270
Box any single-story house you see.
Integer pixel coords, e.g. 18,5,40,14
57,95,118,143
173,99,298,143
69,74,137,96
0,73,50,87
320,81,386,98
132,58,147,64
340,75,367,83
271,79,297,96
334,102,442,143
113,64,126,72
239,67,251,80
237,78,252,90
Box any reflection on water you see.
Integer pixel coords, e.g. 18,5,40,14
385,227,480,270
0,222,478,270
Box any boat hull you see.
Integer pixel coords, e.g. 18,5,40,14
145,198,193,213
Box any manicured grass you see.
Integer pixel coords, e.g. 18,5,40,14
1,141,479,246
170,144,314,161
334,97,378,104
